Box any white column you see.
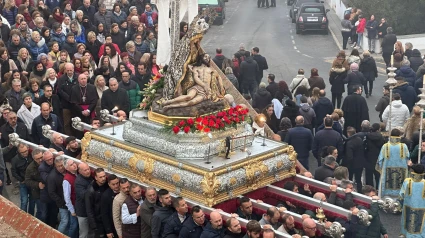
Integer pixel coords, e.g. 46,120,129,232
188,0,198,24
156,0,171,66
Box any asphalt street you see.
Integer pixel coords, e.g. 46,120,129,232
202,0,401,236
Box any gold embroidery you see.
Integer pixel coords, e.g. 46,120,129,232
385,167,407,190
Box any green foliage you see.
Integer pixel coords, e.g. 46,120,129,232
349,0,425,35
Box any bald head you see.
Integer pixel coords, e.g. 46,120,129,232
319,90,326,97
52,132,64,145
295,116,304,125
209,211,223,229
303,218,316,227
313,192,327,202
78,162,91,178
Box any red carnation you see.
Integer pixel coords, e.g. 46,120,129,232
204,127,211,133
184,126,191,133
178,120,185,127
235,118,240,123
202,118,208,125
197,124,204,131
196,117,202,123
241,115,245,121
208,120,215,127
172,126,180,134
187,118,194,125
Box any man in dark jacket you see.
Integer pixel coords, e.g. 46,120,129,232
335,201,360,238
366,15,378,53
212,48,229,71
12,144,34,213
101,78,130,115
24,149,44,220
4,79,26,112
312,117,344,166
375,86,390,122
285,116,313,169
38,150,57,228
162,197,189,238
141,187,158,238
78,0,96,23
201,211,225,238
381,27,397,67
133,63,151,92
1,111,30,184
62,33,78,59
179,205,208,238
314,156,337,182
36,84,63,123
239,51,259,97
312,90,334,129
393,76,417,112
266,74,279,98
223,217,243,238
151,189,174,238
101,174,120,238
341,85,369,134
75,162,94,238
343,127,365,192
32,103,63,148
356,186,388,238
236,196,261,221
396,61,417,86
359,52,378,97
85,168,108,237
7,34,29,61
47,156,67,234
252,82,272,111
251,47,268,84
58,63,78,136
364,123,385,189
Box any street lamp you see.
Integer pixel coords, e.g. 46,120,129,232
416,75,425,162
386,56,398,137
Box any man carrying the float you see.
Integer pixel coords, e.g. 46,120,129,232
376,128,411,198
399,164,425,237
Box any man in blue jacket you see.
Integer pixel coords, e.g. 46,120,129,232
285,116,314,169
179,206,208,238
31,103,63,148
162,197,189,238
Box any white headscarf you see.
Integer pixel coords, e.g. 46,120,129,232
272,99,283,119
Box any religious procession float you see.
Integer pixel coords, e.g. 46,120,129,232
7,3,403,237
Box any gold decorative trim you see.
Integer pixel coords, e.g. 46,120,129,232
148,107,230,125
200,172,221,206
80,132,92,162
244,160,269,190
104,150,113,159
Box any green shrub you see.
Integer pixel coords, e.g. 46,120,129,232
348,0,425,35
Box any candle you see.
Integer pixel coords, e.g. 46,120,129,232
390,55,394,67
423,75,425,85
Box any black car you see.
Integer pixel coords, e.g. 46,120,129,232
289,0,322,23
296,3,329,34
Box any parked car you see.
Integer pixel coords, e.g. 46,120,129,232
296,3,329,34
198,0,226,25
290,0,322,23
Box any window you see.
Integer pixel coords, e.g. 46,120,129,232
302,7,322,13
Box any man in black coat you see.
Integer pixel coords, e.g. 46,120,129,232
57,62,78,136
251,47,268,84
252,82,272,111
70,74,98,124
1,111,30,183
35,84,63,123
162,197,189,238
212,48,229,72
364,123,385,189
381,27,397,67
179,205,208,238
75,162,94,237
133,63,152,92
101,174,120,238
285,116,314,170
38,151,57,228
47,156,67,230
314,155,337,182
393,77,417,112
312,117,344,166
151,189,174,238
236,196,261,221
313,90,334,130
342,127,365,192
101,78,130,115
32,103,63,148
85,168,109,237
341,85,369,135
266,74,279,99
223,217,243,238
239,51,259,98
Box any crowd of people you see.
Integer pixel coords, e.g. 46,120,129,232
0,0,424,237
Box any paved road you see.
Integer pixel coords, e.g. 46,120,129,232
202,0,401,236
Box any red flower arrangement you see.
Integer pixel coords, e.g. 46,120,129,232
168,105,249,134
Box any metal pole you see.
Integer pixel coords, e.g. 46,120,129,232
388,86,393,135
416,75,425,161
386,64,398,140
42,125,81,144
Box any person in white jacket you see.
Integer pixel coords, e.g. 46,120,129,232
289,69,310,96
382,93,410,131
17,93,41,135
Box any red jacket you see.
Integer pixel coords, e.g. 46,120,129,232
140,11,158,30
356,18,366,33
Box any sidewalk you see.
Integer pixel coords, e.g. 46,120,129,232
325,3,385,64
